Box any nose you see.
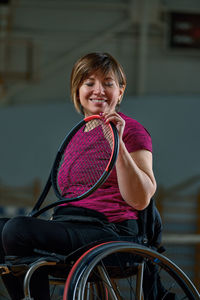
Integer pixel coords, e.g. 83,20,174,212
93,82,105,94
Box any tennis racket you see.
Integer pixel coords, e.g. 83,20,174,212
29,115,119,217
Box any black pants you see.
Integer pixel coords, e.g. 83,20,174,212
0,207,138,300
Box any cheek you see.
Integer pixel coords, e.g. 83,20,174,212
79,88,86,101
79,86,91,99
110,91,120,102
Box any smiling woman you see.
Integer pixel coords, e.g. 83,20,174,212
0,52,157,300
70,52,156,213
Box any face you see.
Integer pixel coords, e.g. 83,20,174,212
78,71,124,117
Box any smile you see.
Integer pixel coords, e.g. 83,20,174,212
90,99,107,103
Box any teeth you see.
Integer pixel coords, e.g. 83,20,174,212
91,99,106,103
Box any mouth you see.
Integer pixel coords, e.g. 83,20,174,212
89,99,107,103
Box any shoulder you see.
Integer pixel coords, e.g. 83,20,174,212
119,112,146,129
118,112,151,137
118,112,152,153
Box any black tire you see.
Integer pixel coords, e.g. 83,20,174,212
63,241,200,300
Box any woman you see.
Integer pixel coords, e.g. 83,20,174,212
0,52,156,300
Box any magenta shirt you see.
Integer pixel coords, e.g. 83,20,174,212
58,112,152,222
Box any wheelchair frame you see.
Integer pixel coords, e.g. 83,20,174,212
0,239,199,300
0,200,199,299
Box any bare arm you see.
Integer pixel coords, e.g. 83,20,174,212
102,112,157,210
116,145,157,210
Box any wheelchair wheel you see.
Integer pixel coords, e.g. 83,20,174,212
63,241,200,300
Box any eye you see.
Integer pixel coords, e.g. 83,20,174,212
104,82,114,87
85,81,94,87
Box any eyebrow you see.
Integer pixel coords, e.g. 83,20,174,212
86,76,114,81
105,77,114,80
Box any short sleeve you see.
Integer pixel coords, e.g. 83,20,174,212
119,113,152,153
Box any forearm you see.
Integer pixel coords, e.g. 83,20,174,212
116,142,157,210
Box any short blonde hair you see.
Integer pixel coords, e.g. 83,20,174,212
70,52,126,113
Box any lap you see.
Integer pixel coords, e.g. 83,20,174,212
1,205,138,258
2,216,120,257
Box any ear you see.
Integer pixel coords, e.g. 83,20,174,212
118,85,125,103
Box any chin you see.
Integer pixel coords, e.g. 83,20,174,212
91,109,103,115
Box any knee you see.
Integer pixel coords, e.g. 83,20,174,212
0,218,10,237
2,216,29,255
0,217,10,227
0,218,10,262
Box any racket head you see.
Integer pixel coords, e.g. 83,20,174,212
51,115,119,203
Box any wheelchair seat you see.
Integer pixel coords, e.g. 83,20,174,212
0,200,199,299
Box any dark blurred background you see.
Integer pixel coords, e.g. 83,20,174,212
0,0,199,296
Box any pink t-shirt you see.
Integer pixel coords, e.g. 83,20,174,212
58,112,152,222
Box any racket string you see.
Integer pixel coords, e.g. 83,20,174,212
56,119,114,199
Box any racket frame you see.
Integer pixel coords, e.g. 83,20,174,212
29,115,119,217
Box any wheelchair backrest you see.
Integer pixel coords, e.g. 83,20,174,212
137,199,163,250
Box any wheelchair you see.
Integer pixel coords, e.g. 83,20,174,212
0,199,199,300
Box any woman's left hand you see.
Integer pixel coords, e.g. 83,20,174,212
101,112,125,142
